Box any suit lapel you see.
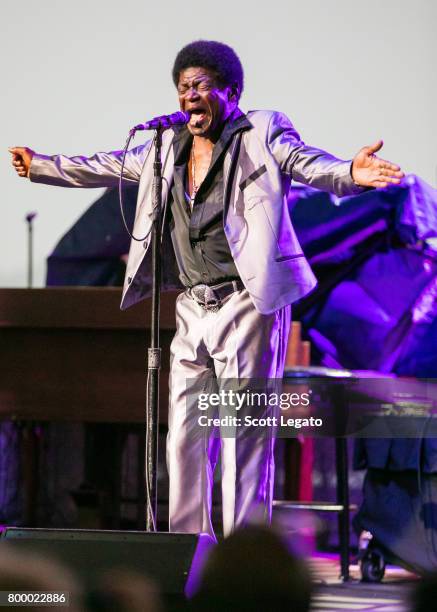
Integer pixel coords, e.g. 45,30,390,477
223,131,243,217
133,131,175,234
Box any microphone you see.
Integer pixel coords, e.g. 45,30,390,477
25,211,37,223
131,111,190,133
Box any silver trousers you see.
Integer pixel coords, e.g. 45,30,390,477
167,288,291,538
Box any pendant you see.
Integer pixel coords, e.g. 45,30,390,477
190,186,198,208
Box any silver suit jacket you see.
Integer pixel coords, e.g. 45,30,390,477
30,110,365,314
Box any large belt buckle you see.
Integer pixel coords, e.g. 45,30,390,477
191,284,221,312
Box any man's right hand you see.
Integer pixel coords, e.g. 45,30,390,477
8,147,35,178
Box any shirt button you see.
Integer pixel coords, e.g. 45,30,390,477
127,277,132,284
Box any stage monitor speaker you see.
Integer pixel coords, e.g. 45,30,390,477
1,528,214,599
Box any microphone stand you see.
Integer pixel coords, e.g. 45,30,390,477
146,127,163,531
23,211,38,524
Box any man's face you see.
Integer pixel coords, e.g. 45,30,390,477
177,66,237,138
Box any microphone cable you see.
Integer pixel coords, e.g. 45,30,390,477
118,129,153,243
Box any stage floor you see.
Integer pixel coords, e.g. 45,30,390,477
310,555,417,611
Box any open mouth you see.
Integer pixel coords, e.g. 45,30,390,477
188,108,208,127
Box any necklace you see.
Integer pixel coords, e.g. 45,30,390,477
190,142,199,207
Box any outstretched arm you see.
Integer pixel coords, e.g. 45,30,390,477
9,142,151,188
266,112,403,197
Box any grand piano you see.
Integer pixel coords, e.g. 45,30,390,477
0,287,179,529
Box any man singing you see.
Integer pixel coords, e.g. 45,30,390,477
9,40,403,539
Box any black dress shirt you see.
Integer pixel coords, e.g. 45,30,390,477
169,112,251,287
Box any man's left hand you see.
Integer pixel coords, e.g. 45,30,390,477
352,140,404,188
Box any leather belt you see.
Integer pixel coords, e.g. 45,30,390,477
188,279,244,312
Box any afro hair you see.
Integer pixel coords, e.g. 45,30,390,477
172,40,244,98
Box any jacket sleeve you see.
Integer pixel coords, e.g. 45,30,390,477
266,111,367,197
29,141,152,188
